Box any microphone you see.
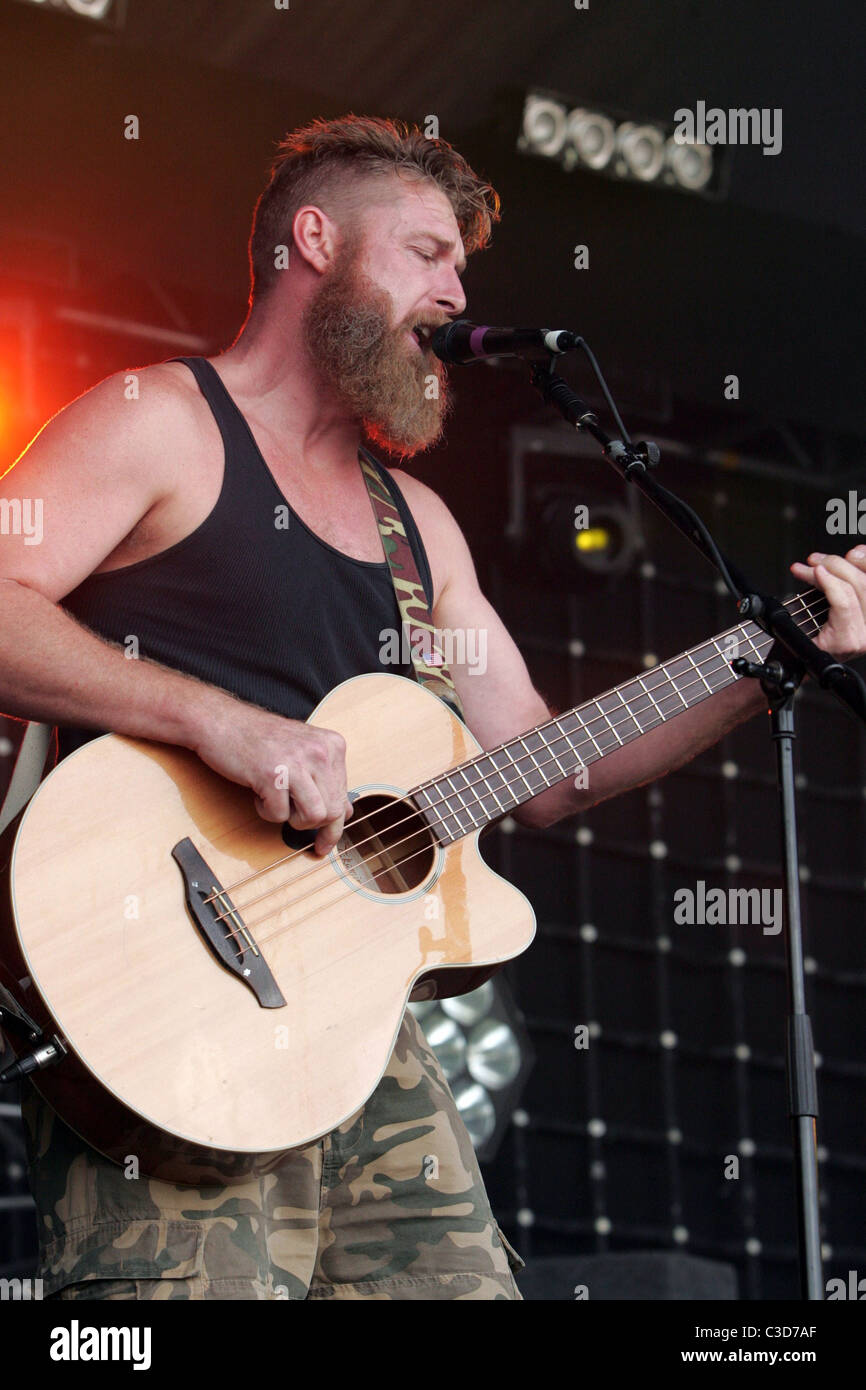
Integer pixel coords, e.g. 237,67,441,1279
430,319,578,365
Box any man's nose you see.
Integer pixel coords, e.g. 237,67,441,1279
436,268,466,318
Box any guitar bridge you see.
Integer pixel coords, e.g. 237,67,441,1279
171,838,285,1008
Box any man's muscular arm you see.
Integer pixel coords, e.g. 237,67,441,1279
398,474,866,830
0,369,351,853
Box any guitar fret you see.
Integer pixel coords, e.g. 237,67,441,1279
693,641,729,692
586,704,624,749
503,748,535,800
446,768,481,823
570,714,604,760
687,649,714,696
443,773,479,832
665,653,702,707
664,664,689,712
516,736,554,793
462,755,508,819
411,786,449,842
492,748,523,807
795,596,822,638
538,726,577,777
636,674,667,722
717,643,738,682
599,689,642,741
488,753,519,807
733,628,761,664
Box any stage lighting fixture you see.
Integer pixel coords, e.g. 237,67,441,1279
564,109,616,171
410,979,533,1161
519,95,569,158
539,493,641,577
441,980,495,1026
465,1017,522,1090
665,136,714,192
420,1009,467,1081
518,90,725,199
616,122,667,183
13,0,123,26
450,1078,498,1149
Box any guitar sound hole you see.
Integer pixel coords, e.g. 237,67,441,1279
336,793,436,894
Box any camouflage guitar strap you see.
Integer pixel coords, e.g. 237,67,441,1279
359,449,465,721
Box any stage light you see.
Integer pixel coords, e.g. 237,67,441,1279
67,0,112,14
12,0,123,27
518,90,725,199
410,978,533,1160
537,493,641,577
575,526,612,553
420,1010,467,1081
519,95,569,158
573,505,640,575
466,1018,522,1090
564,109,616,171
616,122,667,182
441,980,495,1026
666,137,714,192
451,1078,497,1149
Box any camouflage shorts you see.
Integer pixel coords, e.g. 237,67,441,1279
20,1007,524,1301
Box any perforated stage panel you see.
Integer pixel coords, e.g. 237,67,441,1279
479,433,866,1301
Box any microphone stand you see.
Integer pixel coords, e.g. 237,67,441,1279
526,354,866,1301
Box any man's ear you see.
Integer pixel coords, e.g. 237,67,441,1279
292,205,342,273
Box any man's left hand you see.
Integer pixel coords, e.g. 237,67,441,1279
789,545,866,661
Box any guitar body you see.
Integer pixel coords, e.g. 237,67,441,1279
0,673,535,1185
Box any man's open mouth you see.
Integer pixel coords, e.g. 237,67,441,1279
411,324,435,350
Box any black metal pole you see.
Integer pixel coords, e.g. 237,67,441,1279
768,694,824,1298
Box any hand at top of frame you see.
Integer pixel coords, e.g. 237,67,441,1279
789,545,866,662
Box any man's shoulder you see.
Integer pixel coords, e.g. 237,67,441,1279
35,359,210,456
90,359,209,427
383,468,477,607
385,467,456,531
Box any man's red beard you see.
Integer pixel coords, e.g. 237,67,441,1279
301,238,452,458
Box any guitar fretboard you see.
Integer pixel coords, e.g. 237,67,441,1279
412,589,826,845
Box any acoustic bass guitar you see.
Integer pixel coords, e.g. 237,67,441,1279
0,588,824,1184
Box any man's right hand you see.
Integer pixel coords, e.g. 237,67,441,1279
194,704,353,857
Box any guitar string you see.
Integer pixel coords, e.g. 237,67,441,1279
206,595,828,952
206,592,826,932
204,588,826,912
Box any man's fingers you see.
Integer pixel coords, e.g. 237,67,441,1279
789,560,814,583
807,562,866,658
810,554,866,613
313,815,347,858
285,770,329,831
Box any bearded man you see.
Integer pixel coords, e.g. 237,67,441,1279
1,115,864,1301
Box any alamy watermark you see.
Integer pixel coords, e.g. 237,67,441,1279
826,492,865,535
674,880,782,935
379,623,487,676
673,102,782,157
0,1276,43,1300
0,497,42,545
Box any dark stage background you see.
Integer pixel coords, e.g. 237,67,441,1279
1,0,864,1301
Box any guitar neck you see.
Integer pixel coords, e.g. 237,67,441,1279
412,587,827,845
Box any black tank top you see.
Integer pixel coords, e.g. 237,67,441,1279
56,356,434,760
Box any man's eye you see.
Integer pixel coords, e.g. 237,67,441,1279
414,250,435,262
